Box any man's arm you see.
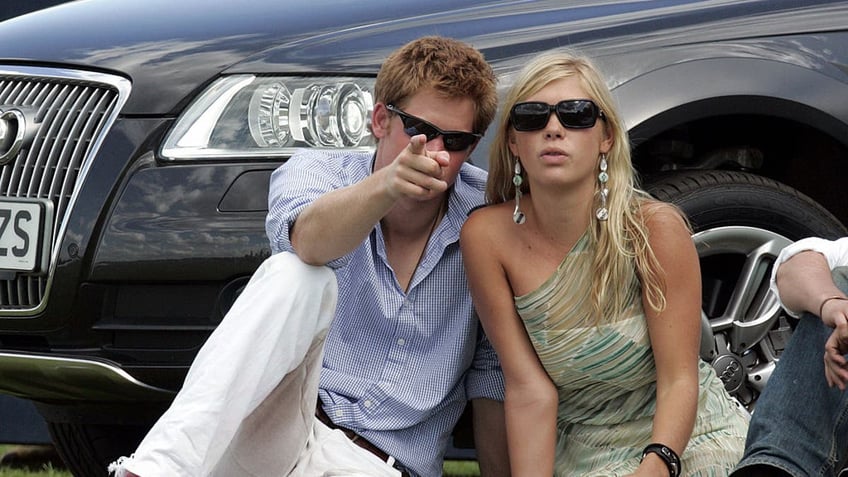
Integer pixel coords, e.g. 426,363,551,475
290,171,395,265
472,398,510,477
291,135,448,265
769,237,848,316
775,248,848,389
775,250,845,317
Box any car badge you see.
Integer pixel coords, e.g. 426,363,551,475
0,108,35,167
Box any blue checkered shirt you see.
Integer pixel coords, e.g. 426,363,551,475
265,150,504,477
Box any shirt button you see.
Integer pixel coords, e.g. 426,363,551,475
397,338,405,346
364,399,373,408
334,410,343,418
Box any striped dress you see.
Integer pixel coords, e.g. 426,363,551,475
514,232,748,476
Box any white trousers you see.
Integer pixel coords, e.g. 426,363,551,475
110,252,402,477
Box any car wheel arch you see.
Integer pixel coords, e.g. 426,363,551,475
610,55,848,146
604,56,848,229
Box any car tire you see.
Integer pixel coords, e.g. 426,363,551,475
645,169,847,408
645,170,846,240
47,421,147,477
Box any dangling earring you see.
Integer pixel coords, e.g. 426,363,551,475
596,153,609,221
512,160,526,225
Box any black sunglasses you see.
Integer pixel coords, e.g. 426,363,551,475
510,99,605,131
386,104,482,152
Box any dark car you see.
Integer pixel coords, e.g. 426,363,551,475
0,0,84,450
0,0,847,475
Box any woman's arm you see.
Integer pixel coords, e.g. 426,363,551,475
634,204,702,476
461,211,558,477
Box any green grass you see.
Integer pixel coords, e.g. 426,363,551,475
0,467,69,477
443,460,481,476
0,446,70,477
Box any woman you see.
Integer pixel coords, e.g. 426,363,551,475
460,51,748,476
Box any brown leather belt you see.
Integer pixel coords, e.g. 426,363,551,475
315,403,410,476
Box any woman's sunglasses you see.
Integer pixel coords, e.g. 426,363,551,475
510,99,605,131
386,104,482,152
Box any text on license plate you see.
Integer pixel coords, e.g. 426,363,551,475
0,199,53,273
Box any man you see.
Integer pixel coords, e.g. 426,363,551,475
111,36,506,477
732,236,848,477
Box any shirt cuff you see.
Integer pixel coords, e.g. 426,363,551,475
466,368,505,402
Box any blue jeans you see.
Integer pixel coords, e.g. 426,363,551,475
731,267,848,477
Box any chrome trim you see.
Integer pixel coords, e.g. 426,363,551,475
0,109,26,165
0,351,173,402
0,66,131,314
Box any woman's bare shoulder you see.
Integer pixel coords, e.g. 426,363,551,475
464,203,511,230
638,199,688,232
461,203,516,253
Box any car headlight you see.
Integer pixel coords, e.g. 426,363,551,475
161,75,375,160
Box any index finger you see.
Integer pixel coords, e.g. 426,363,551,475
407,134,427,155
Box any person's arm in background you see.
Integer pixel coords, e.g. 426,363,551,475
774,250,845,317
772,241,848,389
770,237,848,315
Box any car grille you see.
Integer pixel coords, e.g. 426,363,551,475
0,66,129,311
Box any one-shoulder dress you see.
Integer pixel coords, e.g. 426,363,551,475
514,232,748,476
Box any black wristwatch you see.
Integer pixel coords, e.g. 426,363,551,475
641,443,681,477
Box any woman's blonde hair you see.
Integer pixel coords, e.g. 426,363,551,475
487,50,672,318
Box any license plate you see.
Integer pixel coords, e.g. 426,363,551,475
0,198,53,273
